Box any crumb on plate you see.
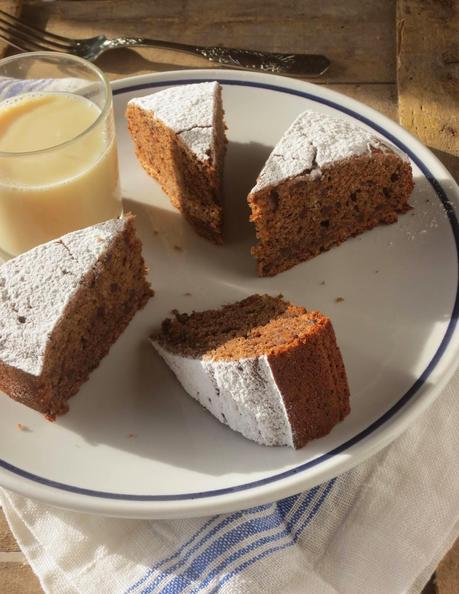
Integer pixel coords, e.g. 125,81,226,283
16,423,30,431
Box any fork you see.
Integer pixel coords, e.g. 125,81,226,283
0,10,330,77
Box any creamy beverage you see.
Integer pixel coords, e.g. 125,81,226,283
0,92,121,256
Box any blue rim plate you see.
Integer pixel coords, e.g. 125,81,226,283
0,69,458,518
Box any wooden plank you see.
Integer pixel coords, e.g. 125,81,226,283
1,510,44,593
422,574,438,594
397,0,459,168
376,16,458,592
0,562,43,593
0,509,20,552
436,537,459,594
0,551,26,562
21,0,396,83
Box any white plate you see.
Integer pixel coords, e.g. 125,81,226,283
0,70,458,519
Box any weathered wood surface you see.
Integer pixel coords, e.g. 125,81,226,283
0,508,20,551
0,1,457,593
21,0,396,83
1,506,42,593
436,537,459,594
0,560,42,594
397,0,459,179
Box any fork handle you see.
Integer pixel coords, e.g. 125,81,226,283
106,37,330,77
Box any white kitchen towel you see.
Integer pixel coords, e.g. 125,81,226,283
2,369,459,594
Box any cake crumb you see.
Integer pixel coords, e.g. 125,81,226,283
173,244,183,252
335,297,345,303
153,229,159,235
16,423,30,432
374,270,379,274
127,433,137,439
320,281,326,286
183,292,192,297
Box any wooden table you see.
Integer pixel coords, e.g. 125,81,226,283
1,1,458,592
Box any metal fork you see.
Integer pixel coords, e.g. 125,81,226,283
0,10,330,77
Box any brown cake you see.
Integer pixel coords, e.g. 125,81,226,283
248,110,414,276
151,294,350,448
0,215,153,419
126,82,227,244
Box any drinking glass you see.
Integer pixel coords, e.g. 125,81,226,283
0,52,122,258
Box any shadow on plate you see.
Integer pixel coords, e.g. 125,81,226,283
55,145,458,480
55,314,425,480
124,139,273,280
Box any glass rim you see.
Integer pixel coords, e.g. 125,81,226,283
0,51,112,158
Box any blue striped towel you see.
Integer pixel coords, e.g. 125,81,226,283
2,370,459,594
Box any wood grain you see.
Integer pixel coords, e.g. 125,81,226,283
0,509,20,551
0,561,42,593
436,538,459,594
397,0,459,171
21,0,396,83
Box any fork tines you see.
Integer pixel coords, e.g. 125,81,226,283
0,9,74,53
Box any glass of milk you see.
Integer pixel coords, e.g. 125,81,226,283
0,52,122,258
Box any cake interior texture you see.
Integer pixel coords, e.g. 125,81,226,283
155,294,350,448
126,84,226,244
0,216,153,419
249,147,414,277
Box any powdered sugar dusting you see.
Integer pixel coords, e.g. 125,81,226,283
152,341,294,447
0,218,127,376
128,82,219,161
251,110,395,192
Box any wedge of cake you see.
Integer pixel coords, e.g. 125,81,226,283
248,110,414,276
0,215,153,419
126,82,227,244
151,294,350,448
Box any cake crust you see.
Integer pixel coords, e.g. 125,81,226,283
126,82,227,244
152,295,350,448
267,314,350,447
0,215,153,418
248,111,414,276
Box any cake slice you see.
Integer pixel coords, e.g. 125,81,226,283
126,82,227,244
151,294,350,448
248,110,414,276
0,215,153,419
